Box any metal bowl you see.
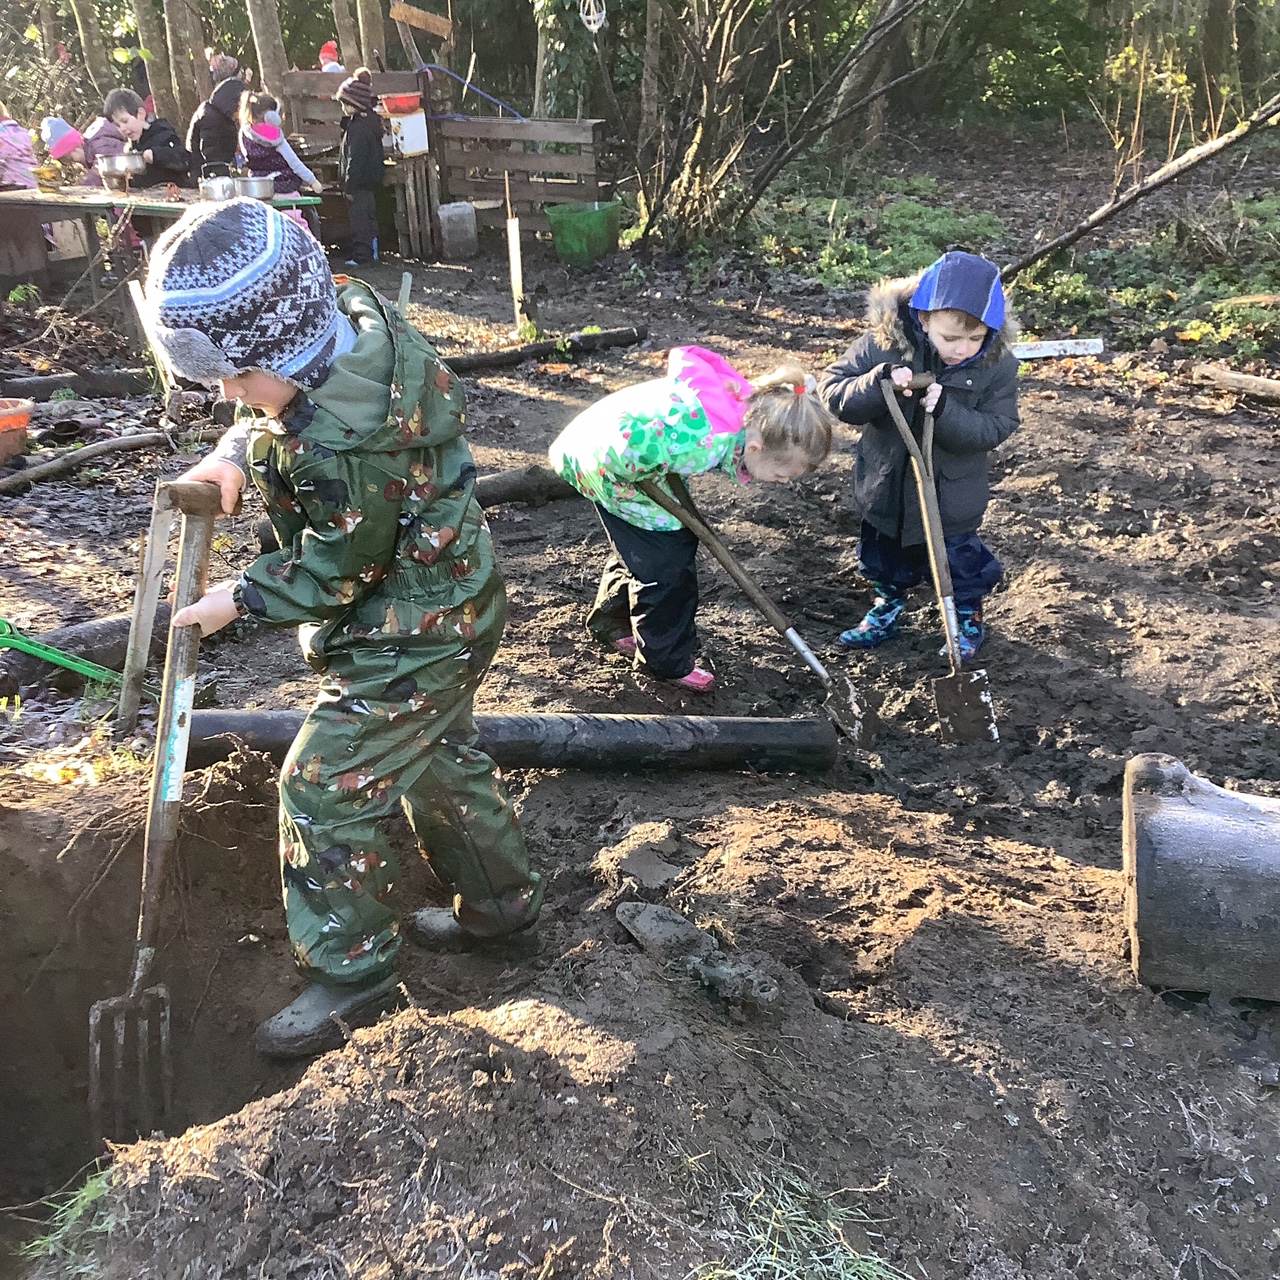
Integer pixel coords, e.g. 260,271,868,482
233,174,275,200
96,152,147,191
96,153,147,177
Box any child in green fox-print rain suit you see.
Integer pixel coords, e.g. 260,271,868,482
147,197,542,1059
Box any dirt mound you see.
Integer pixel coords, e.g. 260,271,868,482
23,780,1280,1280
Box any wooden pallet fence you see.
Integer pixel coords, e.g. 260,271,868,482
436,118,605,231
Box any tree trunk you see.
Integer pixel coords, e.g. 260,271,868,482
533,26,547,116
830,0,909,152
163,0,199,120
357,0,385,70
245,0,290,96
185,0,212,102
133,0,179,126
640,0,661,152
1236,0,1262,102
38,0,59,54
67,0,115,95
332,0,361,71
1198,0,1236,129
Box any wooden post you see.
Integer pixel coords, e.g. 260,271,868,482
505,171,525,333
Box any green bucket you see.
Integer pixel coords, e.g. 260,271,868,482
544,200,622,267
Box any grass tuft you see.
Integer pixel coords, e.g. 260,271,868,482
687,1164,910,1280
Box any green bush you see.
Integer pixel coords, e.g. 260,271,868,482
746,187,1006,288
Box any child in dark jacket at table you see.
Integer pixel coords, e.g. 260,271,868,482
104,87,192,187
337,68,384,266
817,251,1020,662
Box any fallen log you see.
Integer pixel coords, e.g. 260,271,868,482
1125,753,1280,1002
187,710,838,773
1192,363,1280,402
446,325,647,373
0,369,152,401
0,428,221,496
475,464,581,508
0,605,171,698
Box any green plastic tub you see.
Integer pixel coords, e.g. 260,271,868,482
544,200,622,267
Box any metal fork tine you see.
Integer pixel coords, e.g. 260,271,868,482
137,1009,151,1135
157,987,173,1123
113,1014,126,1138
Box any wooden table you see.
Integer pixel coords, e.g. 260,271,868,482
0,188,322,301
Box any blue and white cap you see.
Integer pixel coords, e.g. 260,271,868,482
909,250,1005,332
145,198,355,390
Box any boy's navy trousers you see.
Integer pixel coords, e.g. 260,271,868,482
858,521,1002,608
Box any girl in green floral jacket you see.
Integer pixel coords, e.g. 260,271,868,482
549,346,835,690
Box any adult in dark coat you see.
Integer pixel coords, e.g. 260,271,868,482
818,251,1020,659
187,74,245,178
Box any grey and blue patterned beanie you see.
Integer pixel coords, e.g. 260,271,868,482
145,197,355,390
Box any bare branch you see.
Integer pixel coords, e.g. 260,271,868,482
1002,90,1280,281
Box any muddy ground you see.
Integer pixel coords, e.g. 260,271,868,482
2,130,1280,1278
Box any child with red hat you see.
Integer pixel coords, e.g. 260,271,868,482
319,40,345,73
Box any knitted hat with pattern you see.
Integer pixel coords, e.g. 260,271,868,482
144,197,355,390
41,116,83,160
337,71,375,112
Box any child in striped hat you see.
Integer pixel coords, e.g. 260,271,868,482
147,198,543,1059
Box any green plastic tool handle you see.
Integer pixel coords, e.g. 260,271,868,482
0,618,158,697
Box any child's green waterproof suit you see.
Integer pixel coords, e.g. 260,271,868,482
229,281,542,987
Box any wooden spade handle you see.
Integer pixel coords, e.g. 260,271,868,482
636,479,793,638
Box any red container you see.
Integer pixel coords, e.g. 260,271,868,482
381,92,422,115
0,398,32,465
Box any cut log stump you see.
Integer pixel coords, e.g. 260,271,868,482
1124,753,1280,1001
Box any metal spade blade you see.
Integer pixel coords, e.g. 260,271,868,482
933,666,999,745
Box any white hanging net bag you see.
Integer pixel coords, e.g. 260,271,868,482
579,0,607,33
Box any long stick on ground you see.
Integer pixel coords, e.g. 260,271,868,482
0,429,221,496
446,325,647,372
1193,363,1280,401
1002,91,1280,281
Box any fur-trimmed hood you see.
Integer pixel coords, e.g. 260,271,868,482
864,272,1019,366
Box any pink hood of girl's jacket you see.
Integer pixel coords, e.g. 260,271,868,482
245,121,284,147
667,345,753,436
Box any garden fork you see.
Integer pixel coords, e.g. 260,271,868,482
89,480,222,1147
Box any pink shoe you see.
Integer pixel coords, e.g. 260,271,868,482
614,636,637,656
671,666,715,692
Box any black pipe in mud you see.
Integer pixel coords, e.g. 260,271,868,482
187,711,840,773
